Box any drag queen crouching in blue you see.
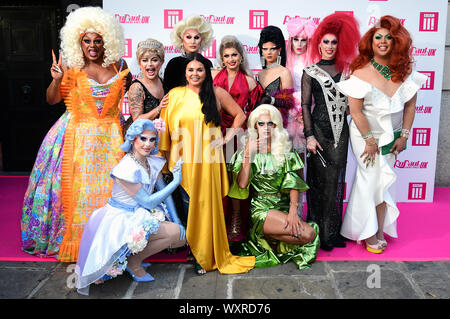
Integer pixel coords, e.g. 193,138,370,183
75,119,185,295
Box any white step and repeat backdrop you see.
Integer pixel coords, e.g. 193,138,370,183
104,0,448,203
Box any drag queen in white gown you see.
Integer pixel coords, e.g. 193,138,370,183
76,119,185,295
337,16,427,253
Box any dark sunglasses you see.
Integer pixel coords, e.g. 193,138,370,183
257,120,275,127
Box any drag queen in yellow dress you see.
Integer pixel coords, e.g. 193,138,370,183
159,53,254,275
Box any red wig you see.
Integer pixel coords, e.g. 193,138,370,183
350,15,413,82
308,12,360,74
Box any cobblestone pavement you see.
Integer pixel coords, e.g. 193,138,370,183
1,260,448,300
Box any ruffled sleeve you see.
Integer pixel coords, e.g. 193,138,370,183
280,151,309,193
110,155,151,185
227,150,252,199
336,75,372,99
398,71,428,104
147,155,166,184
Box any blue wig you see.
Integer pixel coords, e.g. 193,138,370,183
121,119,160,155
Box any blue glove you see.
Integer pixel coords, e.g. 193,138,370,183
155,177,186,241
132,160,183,211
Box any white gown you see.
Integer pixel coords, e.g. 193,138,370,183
336,71,427,241
75,154,168,295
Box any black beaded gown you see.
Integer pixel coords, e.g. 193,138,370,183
123,78,161,134
301,59,349,250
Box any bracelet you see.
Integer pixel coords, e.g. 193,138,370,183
290,202,299,207
362,131,374,139
270,96,275,105
401,128,410,139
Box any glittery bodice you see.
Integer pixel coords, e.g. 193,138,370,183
88,75,119,115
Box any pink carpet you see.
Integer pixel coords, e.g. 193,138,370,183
1,176,449,262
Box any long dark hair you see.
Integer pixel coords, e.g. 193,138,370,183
184,53,221,126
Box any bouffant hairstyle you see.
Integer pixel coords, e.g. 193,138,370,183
286,17,318,71
60,7,124,68
350,15,413,82
170,15,214,52
308,12,360,74
136,38,165,62
215,35,252,76
258,25,287,68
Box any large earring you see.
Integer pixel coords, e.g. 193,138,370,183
276,53,281,65
318,45,322,56
260,56,266,68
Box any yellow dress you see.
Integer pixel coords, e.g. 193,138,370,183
159,86,255,273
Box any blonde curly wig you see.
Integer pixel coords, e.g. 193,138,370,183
170,15,214,52
245,104,292,167
60,6,125,68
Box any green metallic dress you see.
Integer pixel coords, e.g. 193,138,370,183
228,150,320,269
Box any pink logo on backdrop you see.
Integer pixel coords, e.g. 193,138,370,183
411,47,437,57
164,9,183,29
200,14,235,25
243,43,259,55
282,16,320,25
419,12,439,32
122,96,130,116
201,40,216,59
412,128,431,146
408,183,427,200
123,39,132,58
369,16,405,26
164,45,182,54
335,11,353,16
419,71,435,90
249,10,268,29
415,105,432,114
394,160,429,169
115,14,150,24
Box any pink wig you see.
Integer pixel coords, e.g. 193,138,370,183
308,12,360,74
286,17,318,71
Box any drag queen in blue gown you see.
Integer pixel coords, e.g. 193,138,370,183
75,119,185,295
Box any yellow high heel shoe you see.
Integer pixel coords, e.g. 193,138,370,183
366,241,384,254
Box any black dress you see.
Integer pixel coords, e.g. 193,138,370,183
123,79,162,134
301,59,349,251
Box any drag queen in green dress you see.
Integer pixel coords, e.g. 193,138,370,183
228,104,320,269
